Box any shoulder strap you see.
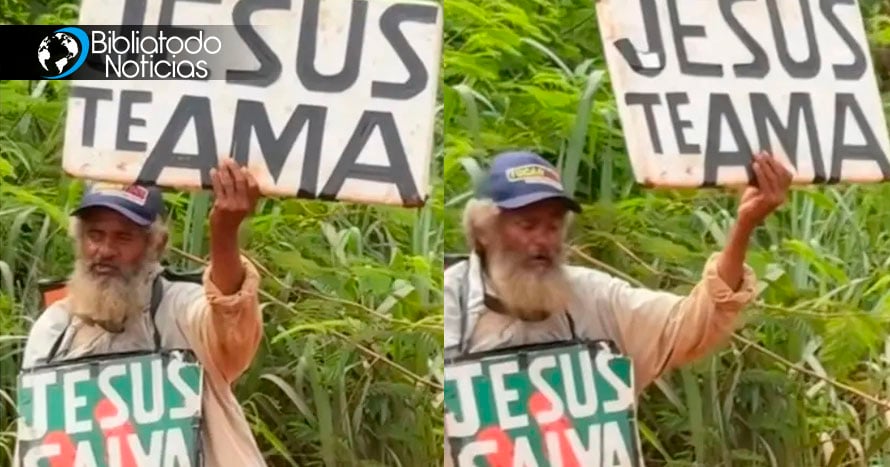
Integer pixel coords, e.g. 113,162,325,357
566,312,578,340
43,274,166,362
445,254,469,269
149,274,164,351
45,317,72,364
161,268,203,284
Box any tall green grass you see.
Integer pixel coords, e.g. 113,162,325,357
445,0,890,465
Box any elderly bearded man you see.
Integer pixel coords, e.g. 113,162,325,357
16,160,267,467
444,150,792,465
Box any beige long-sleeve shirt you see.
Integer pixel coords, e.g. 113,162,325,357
443,251,757,465
18,256,266,467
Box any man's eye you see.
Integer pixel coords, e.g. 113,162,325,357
87,230,103,241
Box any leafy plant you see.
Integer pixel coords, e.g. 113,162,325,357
444,0,890,465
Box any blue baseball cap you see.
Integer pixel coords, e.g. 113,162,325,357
482,151,581,212
72,182,164,226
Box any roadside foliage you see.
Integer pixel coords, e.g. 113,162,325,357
445,0,890,465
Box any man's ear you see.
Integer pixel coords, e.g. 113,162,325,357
156,232,169,257
474,210,499,250
476,231,491,249
470,215,487,247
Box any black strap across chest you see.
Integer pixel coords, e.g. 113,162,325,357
484,293,578,337
44,274,165,364
450,258,579,356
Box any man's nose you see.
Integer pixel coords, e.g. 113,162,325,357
94,240,117,259
529,228,557,252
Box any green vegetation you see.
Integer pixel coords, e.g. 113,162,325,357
10,0,890,464
445,0,890,465
0,1,444,466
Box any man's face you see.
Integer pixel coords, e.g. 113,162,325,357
495,198,568,273
68,207,159,332
78,208,150,279
479,198,572,321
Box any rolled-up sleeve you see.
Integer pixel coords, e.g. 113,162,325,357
605,252,757,391
185,255,262,385
444,263,466,353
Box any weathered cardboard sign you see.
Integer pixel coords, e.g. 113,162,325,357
444,341,640,467
596,0,890,187
63,0,442,207
17,352,203,467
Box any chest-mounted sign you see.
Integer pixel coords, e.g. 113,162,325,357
444,340,641,466
17,350,203,467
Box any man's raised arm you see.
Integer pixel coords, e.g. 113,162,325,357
605,152,793,391
186,158,263,384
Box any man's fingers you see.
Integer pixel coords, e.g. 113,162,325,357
766,157,789,188
760,152,794,187
233,166,249,207
210,168,223,199
213,157,261,218
756,154,780,196
752,159,768,194
773,156,794,187
244,168,260,200
764,155,791,198
217,160,235,199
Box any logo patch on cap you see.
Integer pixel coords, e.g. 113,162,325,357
92,183,149,206
506,164,563,190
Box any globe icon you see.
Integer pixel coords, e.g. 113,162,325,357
37,32,79,75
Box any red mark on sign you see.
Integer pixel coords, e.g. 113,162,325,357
43,431,75,467
95,398,138,467
477,426,514,466
470,391,581,466
34,398,137,466
529,392,579,467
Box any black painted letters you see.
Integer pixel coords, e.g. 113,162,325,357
720,0,769,78
751,92,826,182
296,0,368,93
227,0,290,87
117,90,152,152
625,93,664,154
69,86,113,147
372,3,438,99
667,0,722,77
613,0,666,76
830,94,890,181
138,96,218,187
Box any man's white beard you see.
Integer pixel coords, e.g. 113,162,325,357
486,247,573,322
66,259,159,333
